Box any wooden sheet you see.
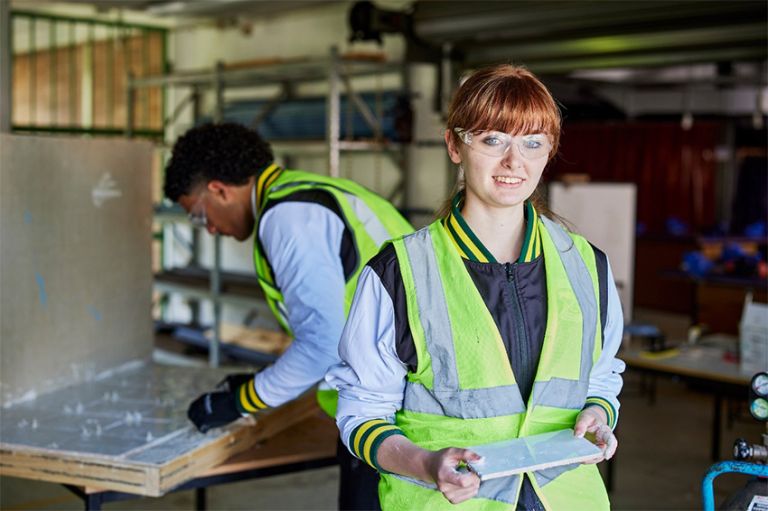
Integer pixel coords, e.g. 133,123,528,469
219,324,291,355
0,362,318,496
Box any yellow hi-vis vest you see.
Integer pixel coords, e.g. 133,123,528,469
253,168,413,415
381,216,609,511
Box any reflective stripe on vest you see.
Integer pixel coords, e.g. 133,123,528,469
400,218,596,417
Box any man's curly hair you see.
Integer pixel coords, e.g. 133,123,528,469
164,123,274,201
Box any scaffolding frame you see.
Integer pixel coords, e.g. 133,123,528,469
127,46,411,367
9,9,167,136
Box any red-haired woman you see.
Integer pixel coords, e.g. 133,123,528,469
327,65,625,510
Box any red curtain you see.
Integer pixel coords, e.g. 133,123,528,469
546,121,721,235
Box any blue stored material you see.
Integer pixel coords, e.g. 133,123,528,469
744,221,767,238
623,323,662,338
206,91,412,142
682,250,714,278
702,461,768,511
666,216,689,236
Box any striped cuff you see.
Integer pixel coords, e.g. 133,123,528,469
584,396,617,429
349,419,405,472
236,379,269,414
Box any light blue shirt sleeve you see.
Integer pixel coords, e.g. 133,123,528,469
325,266,407,452
254,201,347,407
587,258,626,428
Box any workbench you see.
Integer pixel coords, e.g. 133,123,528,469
621,340,754,460
0,363,323,499
64,413,339,511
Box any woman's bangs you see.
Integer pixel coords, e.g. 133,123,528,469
466,84,559,138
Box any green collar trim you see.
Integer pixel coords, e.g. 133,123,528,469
441,192,540,264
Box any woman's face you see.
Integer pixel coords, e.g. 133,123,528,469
445,129,551,211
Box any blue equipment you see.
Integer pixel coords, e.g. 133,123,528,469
702,461,768,511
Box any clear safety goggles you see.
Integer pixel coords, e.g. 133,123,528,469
454,128,552,160
187,194,207,228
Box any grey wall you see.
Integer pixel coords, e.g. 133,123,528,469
0,134,154,406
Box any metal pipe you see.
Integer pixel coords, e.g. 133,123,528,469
50,20,57,125
30,17,36,125
125,73,134,137
163,91,195,128
161,30,169,132
129,60,403,89
141,31,150,128
250,85,287,129
341,74,382,139
84,21,93,129
213,61,224,122
107,25,115,127
209,61,225,368
68,22,76,125
11,9,166,32
0,1,11,132
327,46,340,177
702,461,768,511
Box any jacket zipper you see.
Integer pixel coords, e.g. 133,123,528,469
505,262,531,403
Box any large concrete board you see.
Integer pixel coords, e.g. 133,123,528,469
0,134,154,406
0,362,320,496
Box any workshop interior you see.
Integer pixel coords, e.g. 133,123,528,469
0,1,766,510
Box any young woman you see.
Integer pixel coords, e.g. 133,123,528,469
326,65,625,510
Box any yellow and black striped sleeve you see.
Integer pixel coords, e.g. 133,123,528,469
584,396,617,429
349,419,405,471
235,379,270,414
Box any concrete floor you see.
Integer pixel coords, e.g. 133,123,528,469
2,310,765,510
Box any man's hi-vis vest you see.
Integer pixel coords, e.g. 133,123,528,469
381,216,609,511
253,168,413,416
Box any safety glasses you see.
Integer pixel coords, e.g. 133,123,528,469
454,128,552,160
187,194,207,228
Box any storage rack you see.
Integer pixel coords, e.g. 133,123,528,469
126,46,411,367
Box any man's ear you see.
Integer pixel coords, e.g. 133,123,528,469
207,180,230,200
444,129,462,165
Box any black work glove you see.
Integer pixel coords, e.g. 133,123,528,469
187,391,242,434
216,372,255,393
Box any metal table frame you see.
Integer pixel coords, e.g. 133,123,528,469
64,456,338,511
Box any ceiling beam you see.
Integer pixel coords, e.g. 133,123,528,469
412,1,764,43
495,47,768,75
462,24,767,65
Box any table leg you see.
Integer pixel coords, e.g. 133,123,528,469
85,493,103,511
195,487,206,511
711,393,722,461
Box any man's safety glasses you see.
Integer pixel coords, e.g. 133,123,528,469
187,195,207,228
454,128,552,160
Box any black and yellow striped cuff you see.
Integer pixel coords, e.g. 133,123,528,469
236,379,269,414
584,396,617,429
349,419,404,471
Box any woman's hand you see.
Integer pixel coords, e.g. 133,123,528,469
574,406,618,462
377,435,481,504
425,447,482,504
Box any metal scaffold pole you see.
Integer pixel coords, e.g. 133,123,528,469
208,61,225,368
0,1,12,133
327,46,341,178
